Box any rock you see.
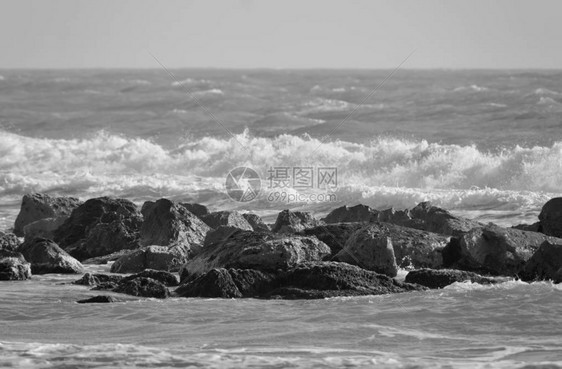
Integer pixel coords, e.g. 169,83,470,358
114,277,169,298
23,217,67,242
201,211,253,231
334,222,449,270
0,231,21,251
18,238,84,274
140,198,210,247
302,223,363,256
520,241,562,283
405,268,503,289
110,244,193,273
272,210,323,233
140,201,155,217
512,222,542,233
322,204,379,224
334,230,398,277
182,230,331,277
0,251,32,280
443,223,562,275
14,193,81,237
267,262,426,299
54,197,140,253
73,273,124,287
77,295,120,303
175,269,242,298
122,269,178,286
539,198,562,238
242,213,271,232
407,202,481,236
68,213,143,260
179,203,209,218
81,249,136,264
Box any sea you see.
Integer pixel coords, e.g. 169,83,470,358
0,69,561,368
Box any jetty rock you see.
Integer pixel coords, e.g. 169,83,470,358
272,210,324,233
539,197,562,238
181,229,331,278
201,210,253,231
443,223,562,276
114,277,169,299
321,204,379,224
179,202,209,218
242,213,271,232
14,193,81,237
110,244,193,273
520,241,562,283
405,268,506,289
334,222,450,272
18,238,84,274
0,231,21,252
140,198,210,247
23,217,67,242
0,250,32,280
302,223,363,256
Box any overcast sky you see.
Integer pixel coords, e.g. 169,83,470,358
2,0,561,69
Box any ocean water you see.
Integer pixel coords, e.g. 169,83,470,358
1,69,562,367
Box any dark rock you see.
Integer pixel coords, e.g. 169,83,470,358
539,198,562,238
272,209,323,233
201,210,253,231
77,295,120,303
73,273,124,286
179,203,209,218
335,231,398,277
182,230,330,276
512,222,542,233
267,262,426,299
302,223,363,256
322,204,379,224
14,193,81,236
0,252,31,280
405,268,504,289
407,201,482,236
203,226,242,247
175,269,242,298
92,281,121,291
23,217,67,242
82,249,136,264
0,231,21,251
140,201,155,217
443,223,562,275
18,238,83,274
520,241,562,283
68,214,143,260
122,269,178,286
242,213,271,232
110,244,193,273
140,198,210,247
334,222,449,270
54,197,140,254
114,277,169,298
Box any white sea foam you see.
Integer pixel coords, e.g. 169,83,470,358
453,84,489,92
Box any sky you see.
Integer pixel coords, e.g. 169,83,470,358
1,0,561,69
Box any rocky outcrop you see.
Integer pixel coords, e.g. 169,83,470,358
322,204,379,224
54,197,141,259
0,250,31,280
335,231,398,277
81,249,135,264
442,224,561,275
140,198,210,247
405,268,504,289
121,269,178,287
114,277,169,298
179,203,209,218
302,223,363,256
334,222,449,270
109,244,193,273
23,217,67,242
176,262,425,299
14,193,81,236
182,229,331,277
539,198,562,238
73,273,124,287
520,241,562,283
0,231,21,251
272,210,323,233
242,213,270,232
201,211,253,231
18,238,83,274
512,222,542,233
77,295,121,303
